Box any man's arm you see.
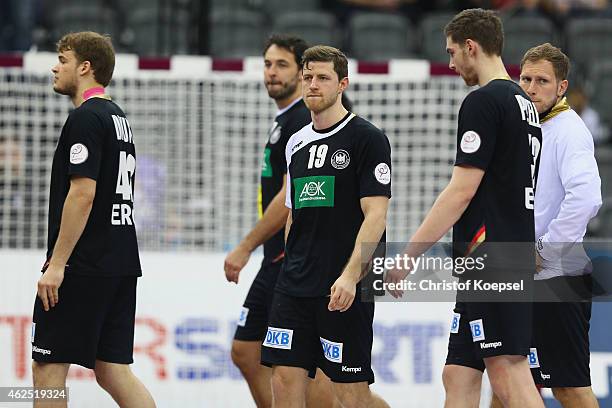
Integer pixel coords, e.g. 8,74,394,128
224,175,289,283
38,176,96,311
285,208,292,244
385,165,484,298
537,132,602,260
328,195,389,312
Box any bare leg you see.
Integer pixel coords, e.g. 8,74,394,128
231,339,273,407
32,362,70,408
442,364,483,408
94,360,156,408
270,366,309,408
332,381,390,408
484,355,544,408
552,386,599,408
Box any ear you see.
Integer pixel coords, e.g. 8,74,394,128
465,39,477,56
79,60,92,77
338,77,349,93
558,79,568,97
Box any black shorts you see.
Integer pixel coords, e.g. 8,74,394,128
32,274,138,369
529,298,592,387
445,300,532,371
234,260,281,341
261,291,375,384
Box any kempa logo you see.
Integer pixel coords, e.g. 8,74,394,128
540,372,551,380
342,366,362,373
294,176,335,208
480,341,502,349
32,346,51,355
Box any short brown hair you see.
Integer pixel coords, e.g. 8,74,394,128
444,8,504,57
520,43,570,81
302,45,348,80
57,31,115,87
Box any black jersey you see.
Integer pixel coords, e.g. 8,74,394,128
277,113,392,297
47,97,141,277
453,79,542,257
260,98,311,262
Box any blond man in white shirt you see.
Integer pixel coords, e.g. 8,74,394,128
492,42,602,408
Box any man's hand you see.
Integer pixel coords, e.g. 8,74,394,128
384,264,411,299
328,274,358,312
224,244,251,283
535,250,543,273
37,264,65,311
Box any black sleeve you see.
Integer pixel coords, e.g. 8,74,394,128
64,109,104,180
355,127,392,198
454,91,500,170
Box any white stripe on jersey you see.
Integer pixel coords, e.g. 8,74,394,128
284,113,356,209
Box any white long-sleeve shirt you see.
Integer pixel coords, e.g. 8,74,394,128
535,108,602,280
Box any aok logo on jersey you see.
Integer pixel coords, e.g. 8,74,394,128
293,176,335,209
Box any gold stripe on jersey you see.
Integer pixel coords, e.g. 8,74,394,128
540,97,571,124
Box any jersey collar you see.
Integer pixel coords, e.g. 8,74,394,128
539,97,570,124
276,97,302,117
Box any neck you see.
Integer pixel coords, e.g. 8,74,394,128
275,88,302,110
312,97,348,130
540,96,570,123
73,81,105,107
476,56,510,87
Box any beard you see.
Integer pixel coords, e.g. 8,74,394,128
266,78,298,101
53,79,77,98
304,92,338,114
458,64,478,87
536,97,558,115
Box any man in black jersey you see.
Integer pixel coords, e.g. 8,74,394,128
261,45,391,408
224,34,338,407
31,32,155,408
385,9,544,408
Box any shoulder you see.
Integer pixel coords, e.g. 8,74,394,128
69,101,107,123
281,103,312,137
470,80,522,105
349,116,387,141
286,122,314,157
548,109,594,149
461,87,498,112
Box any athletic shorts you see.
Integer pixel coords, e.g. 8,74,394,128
445,300,532,371
32,274,138,369
234,260,281,341
261,291,375,384
530,277,592,387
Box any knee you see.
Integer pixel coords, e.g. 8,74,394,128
270,370,289,395
95,364,130,391
442,366,480,395
32,362,67,387
487,372,511,403
334,389,364,408
32,362,44,386
270,369,302,397
333,385,373,408
552,387,593,404
230,342,257,373
95,369,111,390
